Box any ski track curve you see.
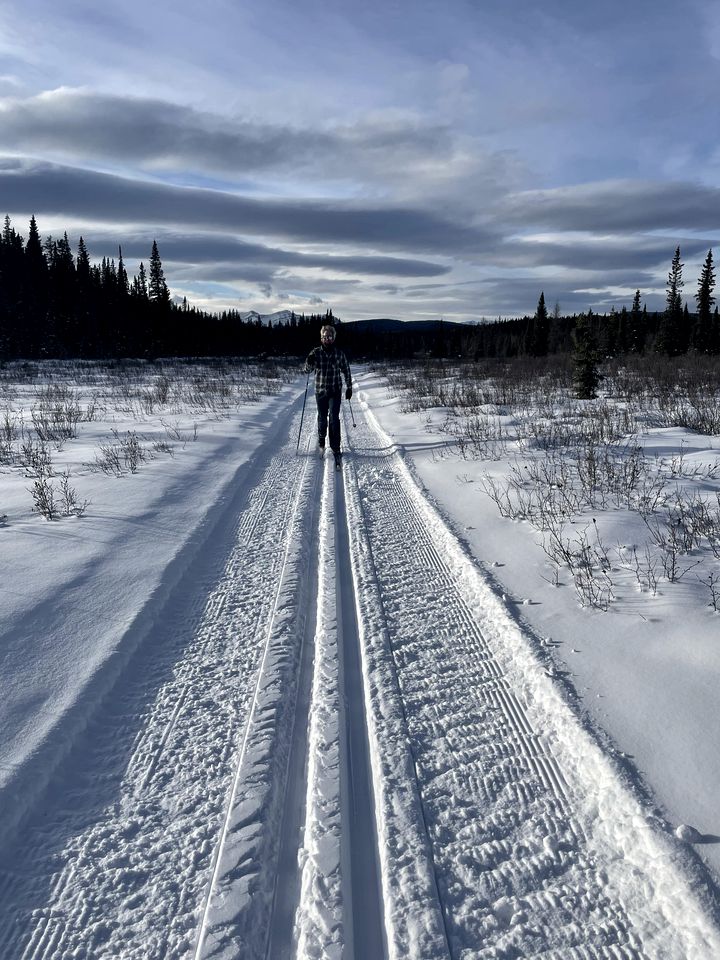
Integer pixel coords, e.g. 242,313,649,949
1,379,719,960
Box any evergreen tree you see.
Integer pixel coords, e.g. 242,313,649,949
117,246,129,297
48,232,77,355
76,237,91,283
656,247,684,355
693,248,715,353
133,261,148,300
667,246,684,314
601,306,618,356
149,241,170,305
616,306,628,354
628,289,645,353
573,313,600,399
526,291,549,356
147,241,171,355
26,216,46,269
23,216,49,356
75,237,94,355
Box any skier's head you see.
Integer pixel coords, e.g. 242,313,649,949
320,325,336,346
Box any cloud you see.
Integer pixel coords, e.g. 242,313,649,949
499,180,720,234
0,157,499,255
0,89,322,174
473,275,664,317
489,235,710,272
0,89,526,212
75,231,450,279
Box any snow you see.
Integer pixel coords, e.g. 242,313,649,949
0,360,719,959
357,372,720,877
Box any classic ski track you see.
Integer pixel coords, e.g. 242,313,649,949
293,457,347,958
3,386,720,960
293,454,387,960
0,408,317,960
262,452,323,960
342,395,720,960
192,431,320,960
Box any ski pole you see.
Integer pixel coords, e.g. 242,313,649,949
297,372,310,451
348,396,357,427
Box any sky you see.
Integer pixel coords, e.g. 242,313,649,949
2,0,720,322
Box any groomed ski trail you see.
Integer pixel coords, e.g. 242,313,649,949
0,377,719,959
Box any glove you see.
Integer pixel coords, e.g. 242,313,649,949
345,387,353,400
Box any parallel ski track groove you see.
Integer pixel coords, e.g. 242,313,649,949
262,441,323,960
345,402,646,959
342,426,452,960
0,411,312,960
193,434,315,960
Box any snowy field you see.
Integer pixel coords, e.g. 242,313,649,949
0,359,718,959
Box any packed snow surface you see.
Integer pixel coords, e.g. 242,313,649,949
0,363,718,959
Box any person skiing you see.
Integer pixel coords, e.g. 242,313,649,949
304,324,352,467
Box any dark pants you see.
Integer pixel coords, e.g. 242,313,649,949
316,391,342,453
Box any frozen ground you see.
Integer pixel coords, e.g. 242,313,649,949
0,363,718,959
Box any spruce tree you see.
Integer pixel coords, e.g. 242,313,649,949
693,249,715,353
656,247,684,355
573,313,600,399
148,241,171,355
2,214,14,246
149,241,170,305
76,237,91,283
26,216,45,267
628,289,645,353
530,291,549,356
24,216,49,356
135,262,148,299
117,246,129,297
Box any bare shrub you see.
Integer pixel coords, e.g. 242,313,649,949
119,431,145,473
702,571,720,612
160,419,198,446
29,474,59,520
20,438,53,477
28,469,88,519
31,385,85,443
0,410,22,465
58,470,90,517
92,443,123,477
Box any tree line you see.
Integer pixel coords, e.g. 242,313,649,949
1,217,718,362
0,216,335,360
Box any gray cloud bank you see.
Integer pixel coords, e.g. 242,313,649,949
2,150,716,318
88,233,450,279
500,180,720,233
0,158,494,254
0,91,324,173
0,90,463,190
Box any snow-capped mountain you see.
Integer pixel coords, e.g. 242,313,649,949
239,310,296,325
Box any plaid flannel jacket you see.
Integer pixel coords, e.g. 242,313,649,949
305,345,352,396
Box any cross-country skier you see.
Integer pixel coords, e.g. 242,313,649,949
304,324,352,468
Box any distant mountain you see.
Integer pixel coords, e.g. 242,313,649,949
237,313,472,333
239,310,297,325
345,317,469,333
